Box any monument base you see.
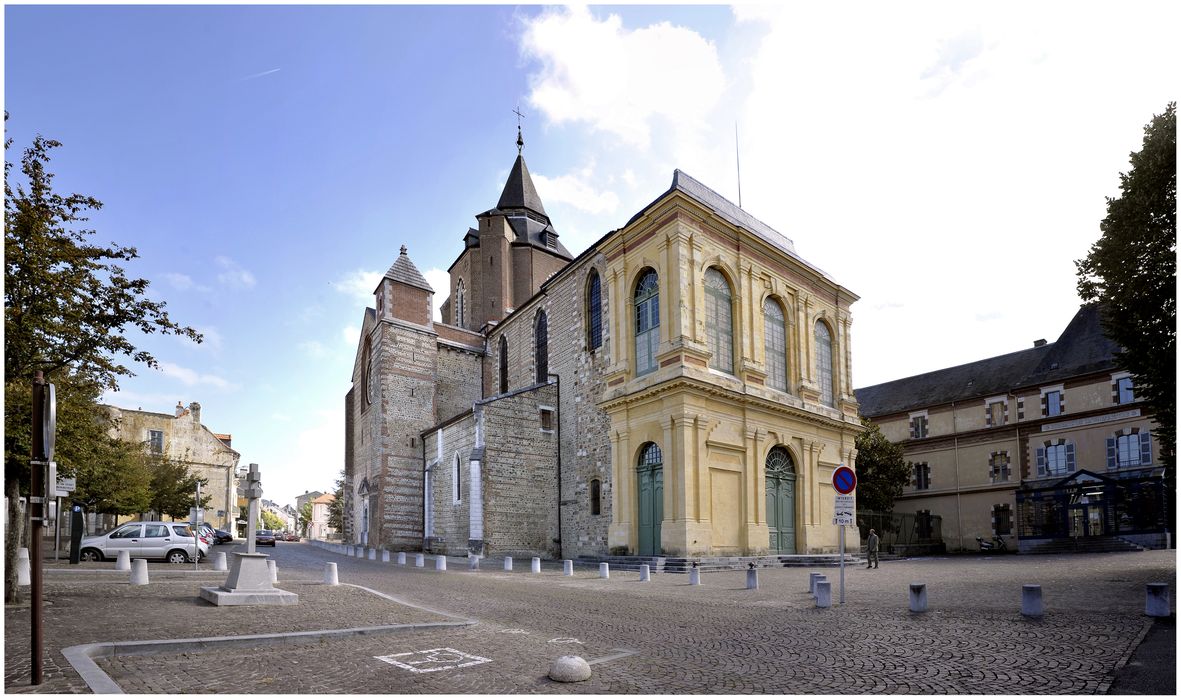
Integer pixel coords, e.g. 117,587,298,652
198,551,299,606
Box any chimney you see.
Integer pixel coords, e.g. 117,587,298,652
189,401,201,425
175,401,185,417
1033,339,1047,348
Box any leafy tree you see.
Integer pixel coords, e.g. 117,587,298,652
146,455,211,520
298,501,313,538
327,472,345,533
261,510,285,532
1076,103,1176,474
4,124,200,602
854,418,911,514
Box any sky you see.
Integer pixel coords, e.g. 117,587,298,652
4,2,1176,507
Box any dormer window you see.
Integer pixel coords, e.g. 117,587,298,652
545,231,557,249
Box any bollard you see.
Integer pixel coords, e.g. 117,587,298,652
532,557,541,574
16,548,30,586
267,559,278,583
382,550,390,563
689,566,701,586
814,575,828,599
130,559,149,585
435,555,447,571
415,553,425,568
548,655,592,683
909,582,928,613
368,548,376,560
746,563,759,590
211,551,227,572
639,564,650,582
1021,584,1044,617
599,562,610,579
809,572,823,595
816,580,832,608
1146,583,1171,617
504,556,513,572
116,549,132,572
563,559,574,576
356,547,365,559
397,552,406,566
324,562,339,585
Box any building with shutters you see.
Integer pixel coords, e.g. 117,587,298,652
855,305,1169,553
344,131,863,559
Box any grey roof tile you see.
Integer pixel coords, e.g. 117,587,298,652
383,246,434,293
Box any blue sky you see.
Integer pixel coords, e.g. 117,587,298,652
5,3,1176,507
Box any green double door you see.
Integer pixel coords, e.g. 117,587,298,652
767,472,796,554
637,463,663,556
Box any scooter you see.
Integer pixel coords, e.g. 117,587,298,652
976,535,1008,552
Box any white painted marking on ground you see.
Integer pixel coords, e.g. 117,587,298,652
499,628,528,634
587,648,640,665
374,647,492,673
548,637,584,645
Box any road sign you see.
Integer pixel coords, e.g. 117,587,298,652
833,494,855,525
832,465,857,494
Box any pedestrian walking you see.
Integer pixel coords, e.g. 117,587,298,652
866,529,879,569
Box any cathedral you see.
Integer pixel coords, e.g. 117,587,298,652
344,132,862,559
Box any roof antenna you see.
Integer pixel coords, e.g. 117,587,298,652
735,121,743,209
513,105,525,155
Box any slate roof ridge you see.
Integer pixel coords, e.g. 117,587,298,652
496,154,548,218
382,246,434,293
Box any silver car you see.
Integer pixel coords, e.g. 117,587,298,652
79,521,209,564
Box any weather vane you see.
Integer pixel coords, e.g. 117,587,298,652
513,105,525,154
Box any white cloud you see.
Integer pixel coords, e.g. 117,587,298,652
521,6,726,149
333,269,381,306
422,267,450,322
342,325,360,346
533,166,621,215
158,361,237,391
269,409,342,505
215,256,256,290
298,340,328,359
730,4,784,24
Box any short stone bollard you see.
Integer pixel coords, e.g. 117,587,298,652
504,556,513,572
116,549,132,572
324,562,339,585
909,582,928,613
16,548,30,586
814,575,828,599
532,557,541,574
689,567,701,586
356,547,365,559
563,559,574,576
382,550,390,563
267,559,278,583
746,564,759,590
469,555,480,570
414,553,425,568
816,580,832,608
809,572,823,595
548,655,592,683
397,552,407,566
599,562,610,579
1021,584,1044,617
1145,583,1171,617
639,564,650,582
435,555,447,571
368,548,376,561
211,551,227,572
129,559,149,585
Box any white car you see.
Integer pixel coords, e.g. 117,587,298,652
79,521,209,564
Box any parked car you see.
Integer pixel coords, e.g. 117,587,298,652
255,529,277,547
196,524,216,546
212,528,234,544
282,531,300,542
79,521,208,564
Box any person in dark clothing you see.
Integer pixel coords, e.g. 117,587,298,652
866,528,880,569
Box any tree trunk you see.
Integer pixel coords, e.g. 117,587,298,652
5,479,26,604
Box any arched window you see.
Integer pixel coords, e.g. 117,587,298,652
361,336,374,407
815,320,835,407
766,445,795,476
764,299,788,392
535,310,549,383
587,270,603,351
453,454,462,503
704,268,734,373
639,442,663,468
455,279,466,327
590,479,601,515
634,270,660,376
499,336,509,394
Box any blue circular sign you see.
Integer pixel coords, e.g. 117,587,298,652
832,465,857,494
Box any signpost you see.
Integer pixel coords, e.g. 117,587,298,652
832,464,857,604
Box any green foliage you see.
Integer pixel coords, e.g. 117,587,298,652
854,418,911,514
261,510,285,531
298,501,313,538
147,455,212,519
327,472,345,533
1076,103,1176,471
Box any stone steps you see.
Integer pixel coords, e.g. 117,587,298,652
1022,536,1145,555
575,553,863,574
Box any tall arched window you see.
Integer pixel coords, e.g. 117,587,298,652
704,268,734,373
455,279,466,327
453,454,462,502
535,310,549,383
590,479,601,515
587,270,603,351
815,320,835,407
634,270,660,376
764,299,788,392
498,335,509,394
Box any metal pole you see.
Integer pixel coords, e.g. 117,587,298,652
54,496,61,561
839,525,846,604
194,481,200,571
29,373,46,685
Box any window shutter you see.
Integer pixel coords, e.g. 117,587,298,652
1111,382,1118,404
1017,398,1025,420
1065,442,1076,471
1140,432,1152,465
1106,438,1117,470
985,408,992,428
1036,447,1046,476
1040,395,1047,417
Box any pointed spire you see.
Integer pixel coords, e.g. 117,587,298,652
496,153,547,217
381,245,433,293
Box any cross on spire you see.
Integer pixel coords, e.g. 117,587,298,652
513,105,525,154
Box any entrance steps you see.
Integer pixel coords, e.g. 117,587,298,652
1022,536,1145,555
575,553,863,574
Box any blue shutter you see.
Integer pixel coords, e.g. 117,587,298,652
1065,442,1076,472
1036,447,1046,476
1106,438,1117,470
1140,432,1152,465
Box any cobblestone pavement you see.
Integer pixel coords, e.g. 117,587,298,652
5,544,1174,694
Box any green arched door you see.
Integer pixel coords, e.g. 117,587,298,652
766,446,796,554
637,443,663,556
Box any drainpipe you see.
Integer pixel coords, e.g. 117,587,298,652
952,401,963,551
549,371,562,556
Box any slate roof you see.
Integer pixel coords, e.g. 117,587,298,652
381,246,434,293
855,304,1121,417
477,154,572,259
